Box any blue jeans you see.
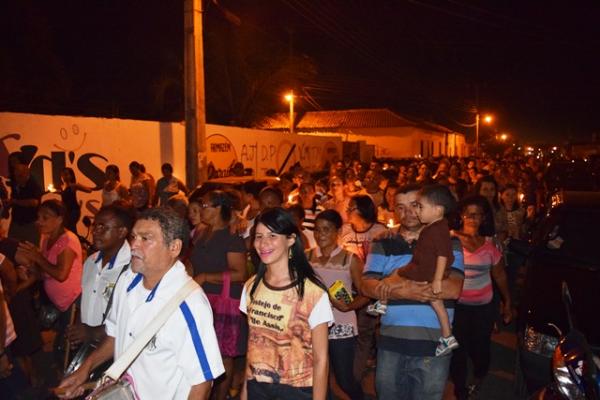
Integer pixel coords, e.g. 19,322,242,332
375,349,450,400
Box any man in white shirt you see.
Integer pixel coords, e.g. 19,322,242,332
58,207,224,399
66,204,134,346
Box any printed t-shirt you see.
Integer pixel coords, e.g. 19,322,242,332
240,277,333,387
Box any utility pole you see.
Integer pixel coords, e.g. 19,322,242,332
475,112,480,157
184,0,208,189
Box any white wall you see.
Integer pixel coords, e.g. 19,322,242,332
0,112,341,232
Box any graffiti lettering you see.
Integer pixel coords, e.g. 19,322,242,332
210,143,232,152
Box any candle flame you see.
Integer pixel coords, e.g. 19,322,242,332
47,184,56,193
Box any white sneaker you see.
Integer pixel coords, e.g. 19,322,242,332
435,335,459,356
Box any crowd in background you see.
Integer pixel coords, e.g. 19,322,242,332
0,150,549,399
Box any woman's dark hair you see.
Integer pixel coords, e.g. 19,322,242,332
474,175,500,211
207,190,234,223
315,209,343,230
39,199,66,219
62,167,76,183
106,164,121,181
351,194,378,224
382,182,399,210
500,183,520,211
250,207,326,300
456,195,495,237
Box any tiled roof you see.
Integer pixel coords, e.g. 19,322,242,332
255,108,452,132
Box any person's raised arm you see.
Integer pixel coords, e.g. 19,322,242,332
19,242,75,282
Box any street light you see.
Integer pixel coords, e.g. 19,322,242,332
284,91,294,134
475,113,494,157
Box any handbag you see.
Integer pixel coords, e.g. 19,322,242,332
85,279,199,400
205,271,242,357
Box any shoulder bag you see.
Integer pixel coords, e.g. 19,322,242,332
85,279,199,400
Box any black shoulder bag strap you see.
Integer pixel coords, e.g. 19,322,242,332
101,262,130,324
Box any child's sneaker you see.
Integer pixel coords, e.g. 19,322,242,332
366,300,388,316
435,335,459,356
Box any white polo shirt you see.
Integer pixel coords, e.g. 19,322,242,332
105,261,224,400
80,242,131,327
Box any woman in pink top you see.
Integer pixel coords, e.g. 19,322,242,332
449,195,511,400
17,199,82,323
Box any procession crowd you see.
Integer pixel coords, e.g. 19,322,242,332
0,151,548,399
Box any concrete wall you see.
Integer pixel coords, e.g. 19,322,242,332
0,112,341,232
301,127,466,159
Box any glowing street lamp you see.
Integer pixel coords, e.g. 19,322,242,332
475,113,494,157
284,91,295,134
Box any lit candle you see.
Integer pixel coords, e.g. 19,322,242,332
47,184,56,193
518,193,524,203
387,218,396,229
288,194,294,204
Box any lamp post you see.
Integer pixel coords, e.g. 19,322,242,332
475,113,493,157
284,91,294,134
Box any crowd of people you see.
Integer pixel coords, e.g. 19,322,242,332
0,151,549,400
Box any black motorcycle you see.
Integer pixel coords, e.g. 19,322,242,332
530,282,600,399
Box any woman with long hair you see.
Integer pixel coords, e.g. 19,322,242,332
474,175,508,243
449,195,512,400
308,210,368,400
377,182,399,226
190,190,247,400
240,207,333,400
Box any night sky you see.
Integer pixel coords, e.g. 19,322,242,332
2,1,600,144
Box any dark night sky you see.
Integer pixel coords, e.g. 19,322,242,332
2,1,600,144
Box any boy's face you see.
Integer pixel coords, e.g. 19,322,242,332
416,195,442,224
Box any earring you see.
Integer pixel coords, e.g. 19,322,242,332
288,247,293,259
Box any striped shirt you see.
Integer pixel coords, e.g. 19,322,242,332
458,238,502,305
364,233,465,357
